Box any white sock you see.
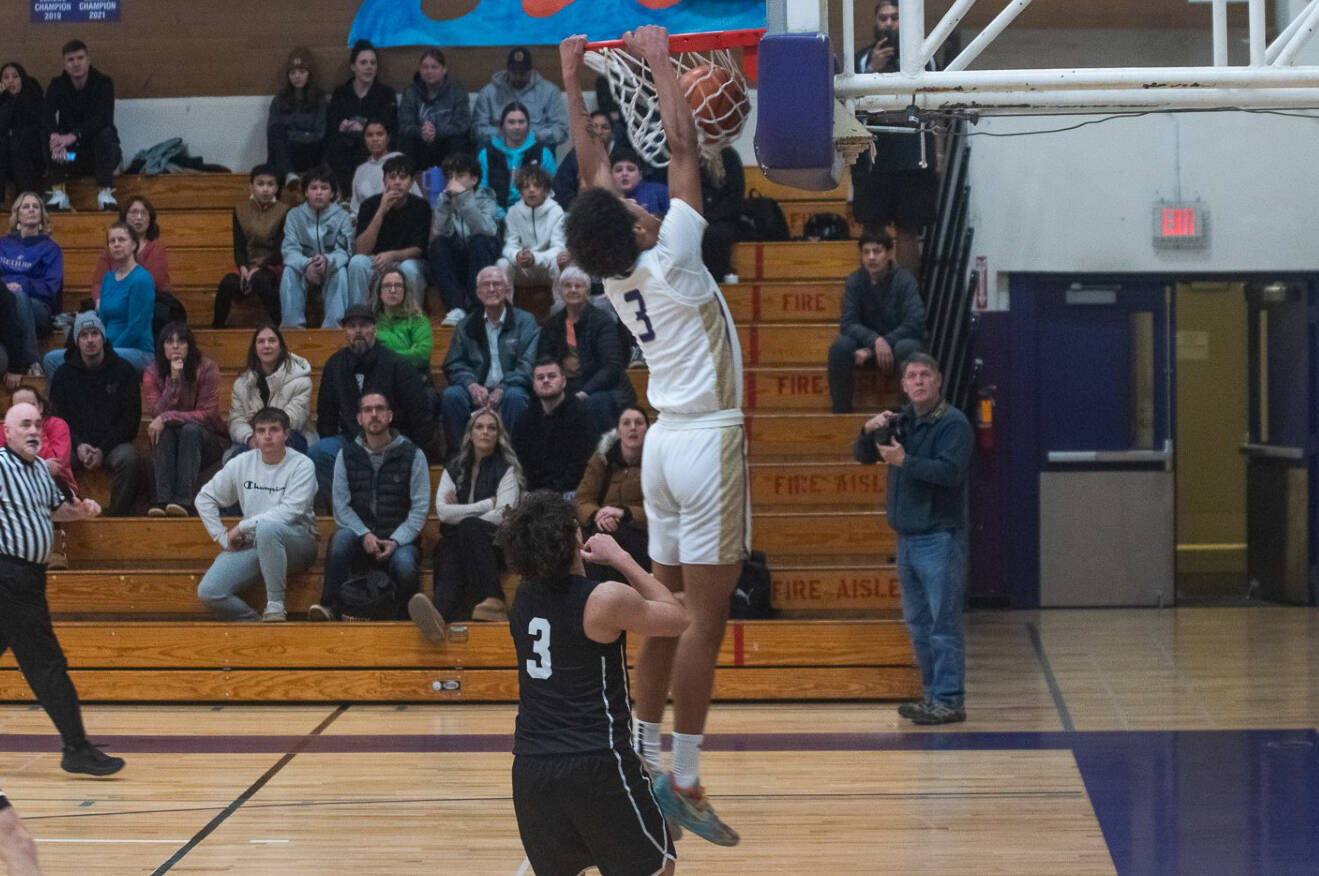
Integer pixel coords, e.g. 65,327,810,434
634,720,662,774
671,732,703,790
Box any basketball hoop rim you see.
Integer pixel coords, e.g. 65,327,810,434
582,28,765,53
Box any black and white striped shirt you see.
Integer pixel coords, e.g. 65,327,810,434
0,445,64,565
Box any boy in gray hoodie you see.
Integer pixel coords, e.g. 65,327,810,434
279,167,355,328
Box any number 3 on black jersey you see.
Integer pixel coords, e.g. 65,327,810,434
526,617,552,679
623,289,657,342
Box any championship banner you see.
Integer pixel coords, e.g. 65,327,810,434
31,0,120,23
350,0,764,47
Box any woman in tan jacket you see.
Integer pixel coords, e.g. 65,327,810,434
575,405,649,576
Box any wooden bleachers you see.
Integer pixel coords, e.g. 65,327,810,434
0,167,919,703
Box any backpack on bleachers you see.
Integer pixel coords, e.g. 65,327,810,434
339,569,398,621
730,550,773,619
737,189,790,242
802,212,851,241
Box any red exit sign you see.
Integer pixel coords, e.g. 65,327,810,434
1153,201,1208,248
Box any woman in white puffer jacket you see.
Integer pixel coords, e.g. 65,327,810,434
225,323,315,459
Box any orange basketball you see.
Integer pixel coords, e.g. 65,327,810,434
679,64,748,139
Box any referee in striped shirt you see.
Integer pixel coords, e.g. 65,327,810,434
0,401,124,777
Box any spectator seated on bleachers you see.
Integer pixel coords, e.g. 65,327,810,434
478,101,556,219
309,391,429,622
611,146,668,217
91,196,172,305
225,324,312,460
538,266,635,433
279,167,354,329
428,152,500,327
472,47,567,151
0,284,29,388
575,405,650,578
370,263,432,378
10,385,76,568
142,322,227,518
348,154,429,306
311,303,439,502
552,109,614,212
349,121,422,219
440,266,538,453
45,39,121,212
267,48,327,189
827,230,927,414
409,408,523,637
48,312,142,516
325,40,397,198
1,63,48,198
497,164,565,293
213,164,289,328
398,48,472,175
10,385,78,499
699,146,745,282
45,221,154,376
195,406,318,623
511,357,598,497
1,192,62,379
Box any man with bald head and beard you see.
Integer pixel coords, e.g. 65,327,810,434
0,402,125,777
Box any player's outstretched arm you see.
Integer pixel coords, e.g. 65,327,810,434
560,35,615,193
624,25,702,212
581,534,689,641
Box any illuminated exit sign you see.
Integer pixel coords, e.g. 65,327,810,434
1153,201,1208,249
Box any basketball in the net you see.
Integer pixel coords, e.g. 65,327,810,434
679,64,747,139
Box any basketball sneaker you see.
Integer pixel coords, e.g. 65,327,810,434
897,700,929,720
909,702,966,725
61,742,125,776
652,773,739,846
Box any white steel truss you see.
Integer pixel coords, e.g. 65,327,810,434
774,0,1319,115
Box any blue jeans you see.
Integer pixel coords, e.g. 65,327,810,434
321,527,420,616
439,384,530,454
307,434,347,503
896,529,966,707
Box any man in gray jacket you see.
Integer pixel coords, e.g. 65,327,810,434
429,152,501,326
311,392,430,621
472,47,568,150
440,267,539,451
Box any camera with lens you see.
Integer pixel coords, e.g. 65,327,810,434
873,409,910,446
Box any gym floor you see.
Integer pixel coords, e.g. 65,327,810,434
1,607,1316,874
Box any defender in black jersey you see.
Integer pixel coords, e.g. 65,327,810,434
499,491,688,876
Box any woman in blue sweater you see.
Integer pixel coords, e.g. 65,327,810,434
1,192,63,378
44,222,154,378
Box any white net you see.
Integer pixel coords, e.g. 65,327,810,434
584,45,751,168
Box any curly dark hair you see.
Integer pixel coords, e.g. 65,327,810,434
565,187,639,279
496,490,580,588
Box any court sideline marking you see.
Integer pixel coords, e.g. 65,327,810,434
1026,621,1075,732
148,704,347,875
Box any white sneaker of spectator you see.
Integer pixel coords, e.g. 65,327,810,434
46,188,71,211
96,188,118,211
442,307,466,326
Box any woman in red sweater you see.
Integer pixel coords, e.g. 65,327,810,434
142,322,227,517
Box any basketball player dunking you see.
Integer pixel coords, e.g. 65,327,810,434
561,26,748,846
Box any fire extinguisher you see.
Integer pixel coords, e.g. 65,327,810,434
976,386,996,451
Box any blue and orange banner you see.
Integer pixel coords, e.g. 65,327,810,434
350,0,765,48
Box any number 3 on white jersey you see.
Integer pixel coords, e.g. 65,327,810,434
526,617,552,679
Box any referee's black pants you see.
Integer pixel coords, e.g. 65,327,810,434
0,556,87,749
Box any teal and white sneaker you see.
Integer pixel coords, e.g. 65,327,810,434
652,773,739,847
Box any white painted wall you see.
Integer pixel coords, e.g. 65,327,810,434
117,97,271,174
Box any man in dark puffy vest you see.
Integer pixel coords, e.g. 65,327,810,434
310,392,430,621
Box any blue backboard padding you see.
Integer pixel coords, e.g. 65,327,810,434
754,32,837,191
349,0,766,48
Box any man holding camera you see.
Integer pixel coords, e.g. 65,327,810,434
854,353,973,724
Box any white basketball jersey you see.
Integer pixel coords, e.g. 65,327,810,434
604,199,743,420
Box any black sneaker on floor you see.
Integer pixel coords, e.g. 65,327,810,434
61,742,125,776
896,701,929,720
909,703,966,726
